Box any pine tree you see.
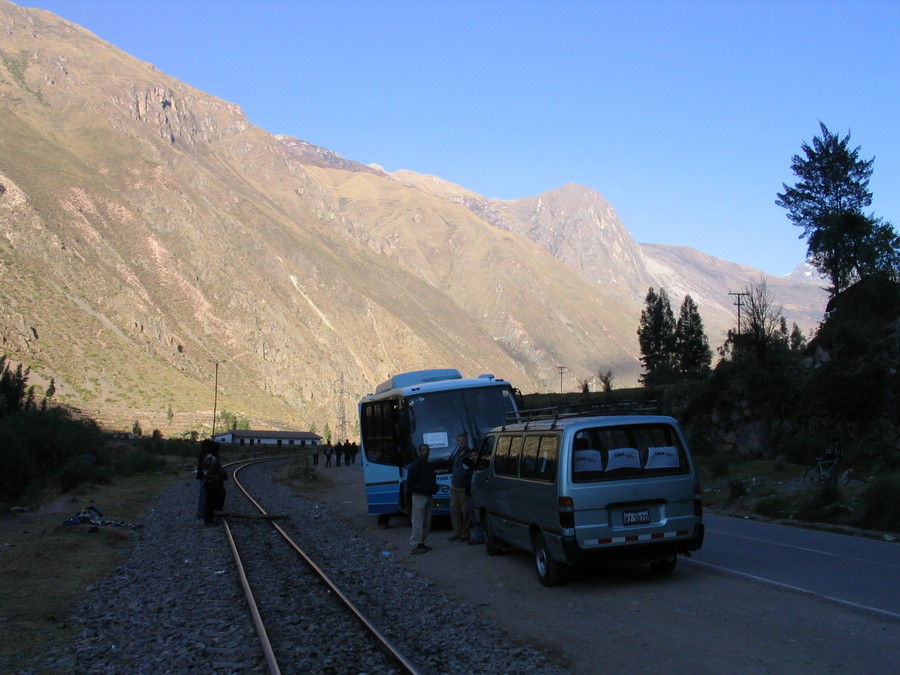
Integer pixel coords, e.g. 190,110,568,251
674,295,712,379
637,288,677,386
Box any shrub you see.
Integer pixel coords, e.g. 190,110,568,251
755,494,794,519
856,476,900,533
793,481,848,523
728,478,747,501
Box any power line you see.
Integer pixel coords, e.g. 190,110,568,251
728,291,750,334
333,371,348,441
556,365,567,394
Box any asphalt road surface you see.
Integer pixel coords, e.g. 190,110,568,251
691,513,900,619
308,464,900,674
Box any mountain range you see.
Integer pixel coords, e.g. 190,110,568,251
0,1,826,434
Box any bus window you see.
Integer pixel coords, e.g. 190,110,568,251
360,401,401,465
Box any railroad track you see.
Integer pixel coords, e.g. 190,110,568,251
221,457,421,674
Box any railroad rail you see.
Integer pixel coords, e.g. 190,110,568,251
221,457,421,674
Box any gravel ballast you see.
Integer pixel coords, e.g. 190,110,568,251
29,460,562,674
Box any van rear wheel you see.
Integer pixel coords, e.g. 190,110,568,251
483,512,500,556
533,532,564,586
649,553,677,575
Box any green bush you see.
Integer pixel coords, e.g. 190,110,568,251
793,481,848,523
754,494,794,519
856,476,900,533
728,478,747,501
0,407,103,504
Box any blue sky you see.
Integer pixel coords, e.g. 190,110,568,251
21,0,900,276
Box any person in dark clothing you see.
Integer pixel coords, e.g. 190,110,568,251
334,440,343,467
448,433,473,541
195,440,210,521
406,444,438,554
324,444,333,467
201,441,227,525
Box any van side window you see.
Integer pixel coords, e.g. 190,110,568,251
475,436,495,471
503,436,523,477
520,435,541,479
534,436,559,482
493,435,512,475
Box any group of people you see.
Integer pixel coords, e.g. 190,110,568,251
407,433,484,555
312,439,359,467
192,434,485,557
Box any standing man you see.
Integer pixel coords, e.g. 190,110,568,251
406,444,438,554
201,441,227,525
448,433,473,542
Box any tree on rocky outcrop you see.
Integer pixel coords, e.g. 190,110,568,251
776,122,900,296
674,295,712,379
0,357,34,417
721,279,789,365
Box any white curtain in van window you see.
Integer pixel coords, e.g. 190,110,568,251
573,449,602,473
645,446,679,469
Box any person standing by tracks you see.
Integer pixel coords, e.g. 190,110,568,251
201,440,228,525
407,444,438,554
195,440,211,521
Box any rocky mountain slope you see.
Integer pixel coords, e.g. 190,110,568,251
0,1,826,434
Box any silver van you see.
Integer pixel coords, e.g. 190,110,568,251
470,405,704,585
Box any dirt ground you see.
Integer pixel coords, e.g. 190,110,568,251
302,463,899,674
0,476,171,672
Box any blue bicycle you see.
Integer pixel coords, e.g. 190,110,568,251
804,454,850,486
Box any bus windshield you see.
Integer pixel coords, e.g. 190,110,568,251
406,386,516,462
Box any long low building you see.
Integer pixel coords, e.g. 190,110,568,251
212,429,322,447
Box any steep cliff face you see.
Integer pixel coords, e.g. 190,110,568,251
0,2,825,435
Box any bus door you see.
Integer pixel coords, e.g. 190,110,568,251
360,398,410,516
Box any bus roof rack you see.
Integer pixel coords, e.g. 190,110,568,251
502,400,660,430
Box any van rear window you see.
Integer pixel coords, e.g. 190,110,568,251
570,424,688,482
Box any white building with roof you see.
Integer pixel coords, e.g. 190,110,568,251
212,429,322,448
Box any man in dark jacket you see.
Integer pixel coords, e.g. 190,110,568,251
201,441,228,525
448,433,473,541
406,444,438,554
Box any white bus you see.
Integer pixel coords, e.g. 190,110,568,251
358,368,519,525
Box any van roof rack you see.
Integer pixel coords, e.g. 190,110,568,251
503,400,659,430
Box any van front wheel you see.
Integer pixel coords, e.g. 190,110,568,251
483,512,500,556
533,532,564,586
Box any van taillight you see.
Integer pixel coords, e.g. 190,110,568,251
559,496,574,529
693,484,703,517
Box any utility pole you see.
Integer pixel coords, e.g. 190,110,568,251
333,371,348,441
211,360,221,438
728,291,750,334
556,365,567,394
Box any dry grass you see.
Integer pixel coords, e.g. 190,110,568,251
0,470,183,671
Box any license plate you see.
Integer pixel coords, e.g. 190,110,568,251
623,509,650,525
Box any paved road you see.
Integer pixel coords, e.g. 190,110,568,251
691,513,900,619
307,465,900,673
